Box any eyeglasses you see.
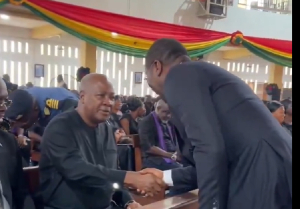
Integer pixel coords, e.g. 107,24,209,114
0,99,12,107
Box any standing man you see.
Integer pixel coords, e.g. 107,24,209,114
141,38,292,209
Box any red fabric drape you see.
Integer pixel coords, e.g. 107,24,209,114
244,36,292,54
29,0,229,42
28,0,291,55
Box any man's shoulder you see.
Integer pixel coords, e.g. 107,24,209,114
139,114,154,130
46,110,77,129
140,114,154,124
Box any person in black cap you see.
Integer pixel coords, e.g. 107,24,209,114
5,87,79,147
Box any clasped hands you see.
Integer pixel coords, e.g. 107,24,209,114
128,168,166,197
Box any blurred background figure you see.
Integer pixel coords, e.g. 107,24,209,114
57,74,68,89
266,100,292,136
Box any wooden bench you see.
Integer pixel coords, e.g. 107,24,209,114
140,190,199,209
128,134,143,171
127,134,166,202
30,139,41,163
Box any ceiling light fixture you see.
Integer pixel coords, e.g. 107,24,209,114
0,14,10,20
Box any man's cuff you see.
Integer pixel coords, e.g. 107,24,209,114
162,170,174,186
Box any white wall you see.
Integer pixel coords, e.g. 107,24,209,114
55,0,292,40
0,25,81,90
96,48,292,96
0,25,292,96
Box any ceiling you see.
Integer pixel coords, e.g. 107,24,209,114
0,15,49,28
0,4,49,28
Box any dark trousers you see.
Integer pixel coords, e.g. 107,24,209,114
143,158,192,197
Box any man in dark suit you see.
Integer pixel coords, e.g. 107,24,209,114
140,38,292,209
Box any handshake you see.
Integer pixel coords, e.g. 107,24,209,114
124,168,167,197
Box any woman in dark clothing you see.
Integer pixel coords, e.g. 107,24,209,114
266,100,292,136
109,95,123,129
120,97,145,135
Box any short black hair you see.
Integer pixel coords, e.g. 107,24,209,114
126,97,143,111
266,100,283,113
145,38,187,69
114,95,121,101
280,98,292,113
57,74,64,82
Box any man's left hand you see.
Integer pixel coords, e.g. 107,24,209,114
126,201,142,209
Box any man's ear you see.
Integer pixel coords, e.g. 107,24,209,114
154,60,163,76
79,92,85,104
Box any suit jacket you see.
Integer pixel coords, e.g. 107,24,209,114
39,110,132,209
0,130,27,209
164,62,292,209
138,113,177,164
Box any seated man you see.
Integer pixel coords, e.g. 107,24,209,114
39,74,164,209
5,87,78,147
0,79,26,209
139,99,181,170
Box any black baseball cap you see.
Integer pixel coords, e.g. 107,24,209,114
5,90,34,121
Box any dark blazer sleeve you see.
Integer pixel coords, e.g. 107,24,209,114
42,119,127,188
164,64,228,209
138,115,157,152
13,140,27,209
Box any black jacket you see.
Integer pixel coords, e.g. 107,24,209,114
164,62,292,209
0,130,27,209
39,110,132,209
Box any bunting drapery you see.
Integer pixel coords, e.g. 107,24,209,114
0,0,292,67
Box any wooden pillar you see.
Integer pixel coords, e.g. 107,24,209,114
80,42,97,73
262,64,284,100
268,64,284,89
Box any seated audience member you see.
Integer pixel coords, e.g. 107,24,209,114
281,99,292,135
144,95,153,116
139,100,196,196
120,97,145,135
70,90,80,98
2,74,18,94
57,74,68,89
26,82,34,88
266,100,292,136
39,74,164,209
139,99,181,170
0,79,26,209
109,95,123,129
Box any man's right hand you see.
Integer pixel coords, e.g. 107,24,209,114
17,135,28,148
139,168,163,179
124,172,165,196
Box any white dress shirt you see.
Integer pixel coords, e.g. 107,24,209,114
163,170,174,186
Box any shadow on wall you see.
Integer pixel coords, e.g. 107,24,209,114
173,0,215,29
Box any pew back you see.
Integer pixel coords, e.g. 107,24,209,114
23,166,40,194
129,134,143,171
140,190,199,209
